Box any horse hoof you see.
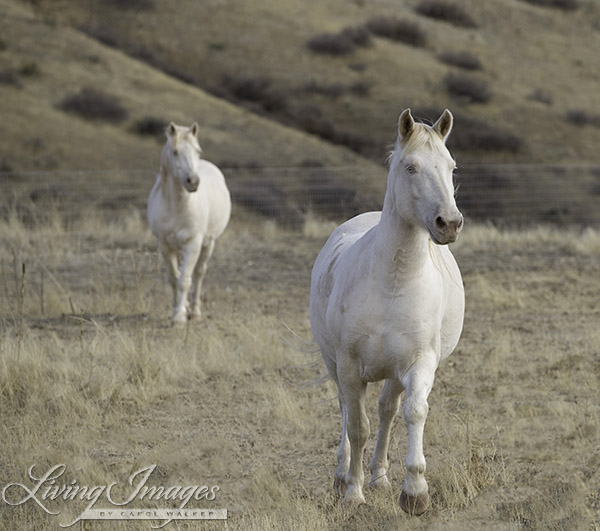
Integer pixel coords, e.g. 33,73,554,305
171,318,187,328
369,474,391,490
189,312,202,322
399,490,429,516
342,488,366,505
334,477,347,498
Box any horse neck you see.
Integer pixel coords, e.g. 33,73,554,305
160,165,188,209
374,183,431,279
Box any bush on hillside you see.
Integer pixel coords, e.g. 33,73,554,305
105,0,156,10
307,26,371,56
340,26,372,47
415,1,478,28
303,81,346,99
222,75,288,113
295,105,375,156
58,88,128,123
528,89,554,105
307,32,357,55
517,0,578,10
453,117,522,152
0,69,22,88
365,17,427,47
303,80,371,99
413,107,522,152
444,73,492,103
349,80,371,97
19,62,41,77
133,117,166,138
438,51,482,71
565,109,600,127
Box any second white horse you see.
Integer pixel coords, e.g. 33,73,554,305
148,122,231,326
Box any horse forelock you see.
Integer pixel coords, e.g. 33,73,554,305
389,123,449,169
162,127,202,169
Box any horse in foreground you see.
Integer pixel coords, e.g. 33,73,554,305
148,122,231,326
310,109,464,515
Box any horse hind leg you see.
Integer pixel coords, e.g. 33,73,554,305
190,238,215,321
337,359,369,505
334,393,350,497
369,379,402,490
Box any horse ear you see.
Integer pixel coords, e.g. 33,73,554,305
190,122,200,138
433,109,453,142
398,109,415,140
166,122,177,137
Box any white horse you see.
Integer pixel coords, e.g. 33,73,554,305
148,122,231,326
309,109,464,514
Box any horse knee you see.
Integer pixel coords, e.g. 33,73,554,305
177,275,192,292
403,396,429,425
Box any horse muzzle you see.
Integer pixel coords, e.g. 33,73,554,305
429,211,463,245
184,175,200,192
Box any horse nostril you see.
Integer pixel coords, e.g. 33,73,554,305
435,216,447,231
457,215,464,231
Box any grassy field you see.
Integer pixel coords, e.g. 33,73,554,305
1,206,599,530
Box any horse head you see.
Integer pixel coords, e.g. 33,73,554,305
162,122,203,193
389,109,463,245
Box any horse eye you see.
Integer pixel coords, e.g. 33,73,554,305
406,165,416,174
173,149,179,156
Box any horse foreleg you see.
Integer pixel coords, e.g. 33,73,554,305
399,359,436,516
190,238,215,321
172,242,202,326
159,242,180,308
369,378,402,489
337,359,369,505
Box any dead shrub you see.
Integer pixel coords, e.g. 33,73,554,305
517,0,578,10
105,0,156,10
0,69,22,88
57,88,128,123
444,72,492,103
413,107,522,152
307,25,371,55
307,32,356,55
438,51,482,70
366,17,427,47
222,75,288,113
133,116,166,139
565,109,600,127
415,1,478,28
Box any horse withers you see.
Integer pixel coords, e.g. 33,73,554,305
148,122,231,326
310,109,464,514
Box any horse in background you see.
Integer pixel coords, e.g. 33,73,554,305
148,122,231,326
310,109,464,514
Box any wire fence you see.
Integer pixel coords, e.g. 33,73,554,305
2,164,600,228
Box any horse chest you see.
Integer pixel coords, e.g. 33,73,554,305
340,280,444,381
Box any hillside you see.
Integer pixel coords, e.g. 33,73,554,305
0,0,381,174
7,0,600,167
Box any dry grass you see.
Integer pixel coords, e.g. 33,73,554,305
1,210,599,530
